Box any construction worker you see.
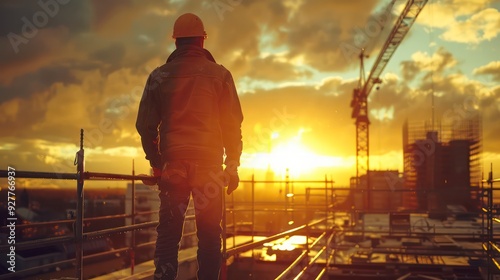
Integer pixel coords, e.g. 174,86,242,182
136,13,243,280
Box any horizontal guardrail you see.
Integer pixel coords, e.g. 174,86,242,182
226,217,328,257
276,231,329,280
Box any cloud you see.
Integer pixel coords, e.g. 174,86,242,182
316,76,355,96
0,26,73,85
0,65,149,152
0,0,90,37
203,0,396,74
0,64,79,103
473,61,500,81
0,137,77,174
283,0,389,71
418,0,500,44
441,8,500,43
0,0,92,84
243,54,312,82
0,0,173,98
0,0,413,103
418,0,493,27
403,47,457,78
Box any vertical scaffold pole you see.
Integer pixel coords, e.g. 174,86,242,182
251,174,255,248
325,175,329,271
75,129,85,279
130,160,136,275
487,164,493,280
221,181,227,280
305,187,310,254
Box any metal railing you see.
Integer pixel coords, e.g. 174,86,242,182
0,130,162,279
220,175,336,280
0,129,338,280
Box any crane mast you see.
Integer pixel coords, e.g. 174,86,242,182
351,0,428,187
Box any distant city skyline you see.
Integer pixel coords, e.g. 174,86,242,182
1,0,499,187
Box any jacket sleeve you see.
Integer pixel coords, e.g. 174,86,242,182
220,70,243,167
136,71,162,168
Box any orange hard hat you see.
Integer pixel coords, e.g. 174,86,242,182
172,13,207,39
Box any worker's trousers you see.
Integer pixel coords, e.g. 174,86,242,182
154,160,224,280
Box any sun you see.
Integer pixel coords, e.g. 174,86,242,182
242,129,344,178
268,141,316,176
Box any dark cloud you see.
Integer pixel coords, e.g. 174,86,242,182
0,0,90,87
284,0,392,72
199,1,387,74
401,60,420,81
400,47,459,84
0,1,172,100
87,42,128,76
0,0,387,98
90,42,126,65
0,26,73,84
0,0,89,37
89,0,136,31
0,65,78,103
245,55,312,81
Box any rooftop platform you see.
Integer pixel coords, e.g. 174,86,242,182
91,236,254,280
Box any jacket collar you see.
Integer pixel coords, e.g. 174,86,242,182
166,45,216,63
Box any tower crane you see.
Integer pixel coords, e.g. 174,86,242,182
351,0,428,188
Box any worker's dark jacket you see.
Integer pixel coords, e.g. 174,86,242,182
136,45,243,169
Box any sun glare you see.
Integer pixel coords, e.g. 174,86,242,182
269,141,315,175
242,129,344,177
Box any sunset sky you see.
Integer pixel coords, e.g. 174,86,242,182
1,0,499,188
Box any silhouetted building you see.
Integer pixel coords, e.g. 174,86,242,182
353,170,403,211
402,115,481,213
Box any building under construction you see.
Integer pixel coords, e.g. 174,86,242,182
402,114,482,214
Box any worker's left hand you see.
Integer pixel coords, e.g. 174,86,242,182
224,167,239,195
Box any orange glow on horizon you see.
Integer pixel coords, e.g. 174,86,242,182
241,128,346,177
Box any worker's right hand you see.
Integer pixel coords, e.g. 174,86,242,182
224,167,239,195
140,167,161,186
